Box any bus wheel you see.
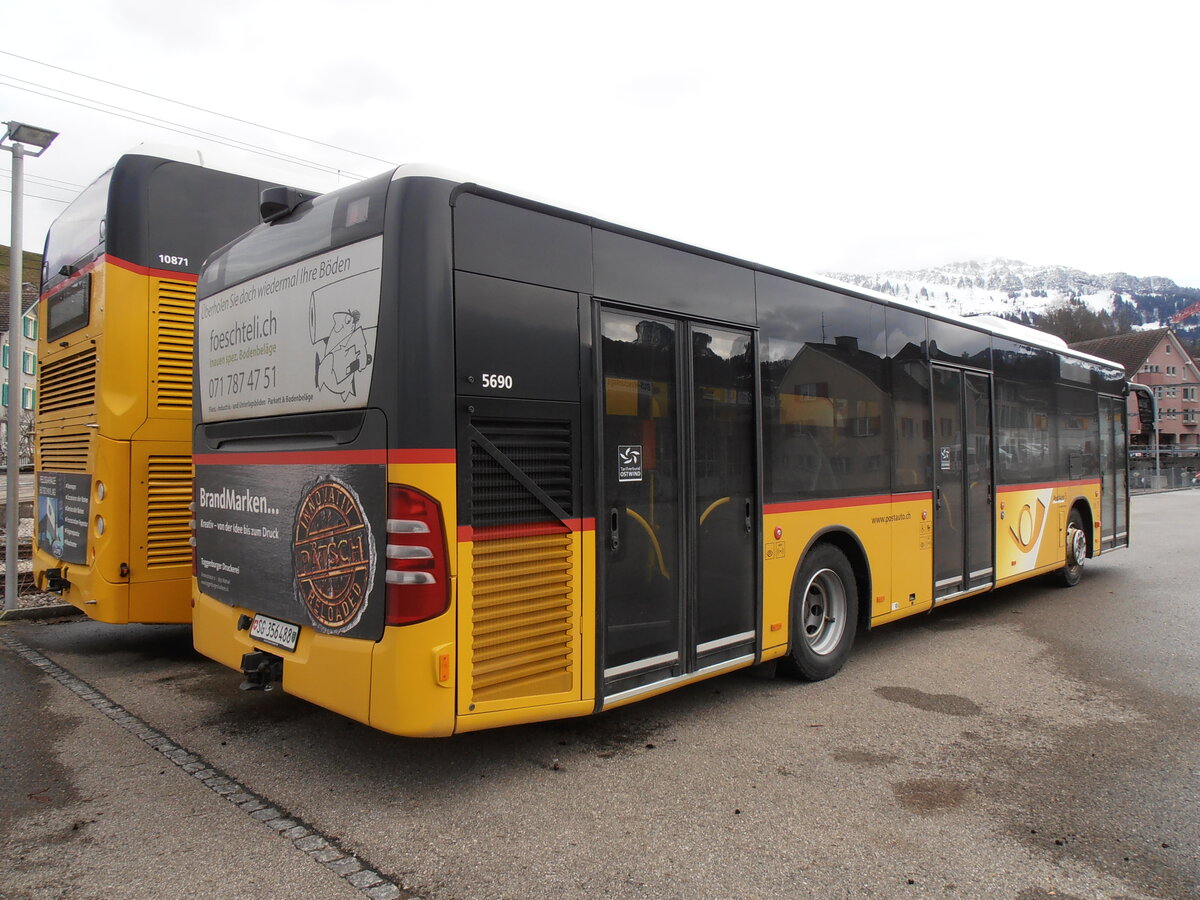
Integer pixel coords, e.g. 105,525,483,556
1058,509,1087,587
782,544,859,681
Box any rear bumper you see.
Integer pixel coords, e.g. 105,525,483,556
33,548,191,624
192,588,457,737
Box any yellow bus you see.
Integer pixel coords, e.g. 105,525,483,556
191,167,1128,735
34,153,305,623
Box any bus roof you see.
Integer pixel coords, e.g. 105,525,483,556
381,166,1125,379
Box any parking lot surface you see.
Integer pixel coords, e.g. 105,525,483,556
2,491,1198,899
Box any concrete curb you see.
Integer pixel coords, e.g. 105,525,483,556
0,603,83,622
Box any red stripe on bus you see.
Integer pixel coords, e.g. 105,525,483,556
194,448,454,466
194,449,387,466
388,449,457,464
104,254,200,283
997,479,1101,494
39,257,104,300
764,492,932,515
459,518,596,543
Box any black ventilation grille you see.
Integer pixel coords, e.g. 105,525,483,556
470,418,573,529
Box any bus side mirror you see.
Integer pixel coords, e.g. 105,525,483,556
260,186,316,224
1131,386,1156,437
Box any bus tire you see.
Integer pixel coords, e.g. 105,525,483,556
781,544,859,681
1058,509,1087,587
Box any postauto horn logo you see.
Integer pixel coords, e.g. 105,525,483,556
292,476,376,633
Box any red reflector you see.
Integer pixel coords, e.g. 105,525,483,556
385,484,450,626
391,489,436,518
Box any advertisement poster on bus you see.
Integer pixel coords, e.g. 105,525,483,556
194,459,386,639
36,472,91,565
197,235,383,422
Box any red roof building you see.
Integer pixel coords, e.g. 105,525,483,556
1072,328,1200,449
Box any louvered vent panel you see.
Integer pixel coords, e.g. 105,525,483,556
145,455,193,567
37,348,97,414
155,280,197,409
37,429,92,473
470,418,573,528
471,533,574,702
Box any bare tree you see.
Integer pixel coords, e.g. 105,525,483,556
0,410,35,470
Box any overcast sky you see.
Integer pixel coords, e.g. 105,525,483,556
3,1,1198,288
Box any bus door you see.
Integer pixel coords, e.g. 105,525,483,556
1098,395,1128,550
931,366,994,601
598,308,758,697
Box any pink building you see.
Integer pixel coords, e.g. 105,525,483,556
1072,328,1200,449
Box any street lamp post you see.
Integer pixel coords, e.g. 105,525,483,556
3,121,57,610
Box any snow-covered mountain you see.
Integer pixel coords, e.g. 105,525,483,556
822,259,1199,329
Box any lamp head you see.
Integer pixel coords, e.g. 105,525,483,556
2,121,58,156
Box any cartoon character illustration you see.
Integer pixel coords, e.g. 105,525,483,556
313,308,373,400
309,271,378,402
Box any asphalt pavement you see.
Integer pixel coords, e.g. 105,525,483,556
1,491,1197,899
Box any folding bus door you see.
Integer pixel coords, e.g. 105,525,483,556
1099,395,1129,550
1099,397,1117,550
931,366,994,601
598,308,757,698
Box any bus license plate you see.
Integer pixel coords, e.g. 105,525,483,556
249,614,300,652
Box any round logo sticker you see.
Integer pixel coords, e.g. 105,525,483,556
292,476,375,633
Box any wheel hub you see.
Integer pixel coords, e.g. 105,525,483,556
802,568,847,656
1068,526,1087,567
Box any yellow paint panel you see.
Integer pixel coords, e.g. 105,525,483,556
881,496,935,625
369,615,458,737
191,589,245,670
762,494,936,646
192,591,375,728
128,580,190,623
995,482,1098,586
94,263,151,438
997,486,1056,577
456,528,590,721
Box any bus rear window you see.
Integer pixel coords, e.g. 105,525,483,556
46,274,91,341
201,170,390,297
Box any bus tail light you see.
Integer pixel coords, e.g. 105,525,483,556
385,484,449,625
